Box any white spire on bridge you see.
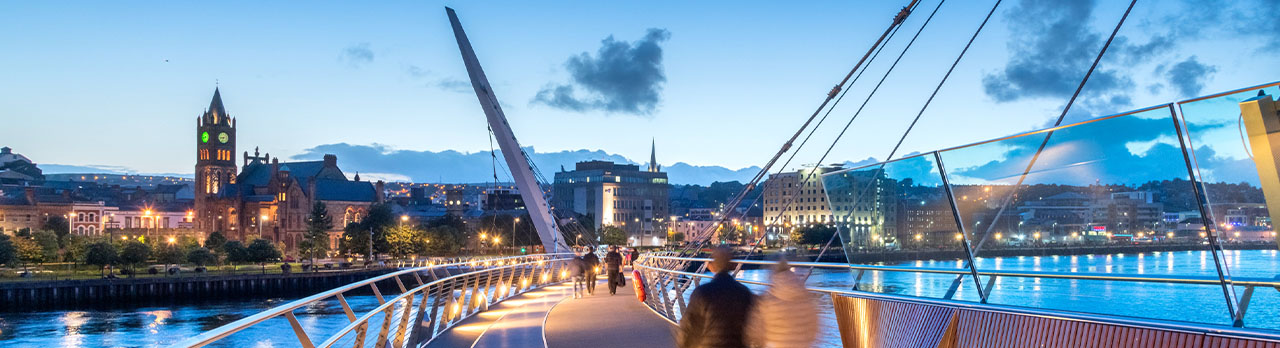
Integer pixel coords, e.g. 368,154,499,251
446,7,569,253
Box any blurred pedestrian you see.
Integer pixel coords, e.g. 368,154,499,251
604,245,624,295
630,248,640,268
678,246,754,348
583,246,600,295
569,249,588,299
746,259,818,348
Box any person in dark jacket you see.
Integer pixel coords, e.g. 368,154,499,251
629,248,640,267
569,250,589,299
604,245,624,295
582,246,600,295
678,246,754,348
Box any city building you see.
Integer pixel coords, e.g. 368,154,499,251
818,166,899,248
1088,191,1164,237
0,147,43,185
191,88,383,252
551,144,669,246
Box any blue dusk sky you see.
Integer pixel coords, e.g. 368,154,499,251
1,0,1277,183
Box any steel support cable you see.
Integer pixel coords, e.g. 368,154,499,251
802,0,1005,285
734,0,948,271
704,2,911,256
969,0,1138,255
946,0,1140,302
675,5,919,281
677,0,922,259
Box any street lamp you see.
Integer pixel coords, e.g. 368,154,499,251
259,214,269,237
400,215,408,226
144,209,154,238
512,217,519,251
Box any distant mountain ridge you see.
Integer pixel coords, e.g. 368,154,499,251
40,145,889,185
291,143,764,185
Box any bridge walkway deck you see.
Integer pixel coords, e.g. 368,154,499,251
425,269,677,348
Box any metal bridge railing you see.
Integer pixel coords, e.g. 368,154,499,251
633,254,1280,342
178,253,574,348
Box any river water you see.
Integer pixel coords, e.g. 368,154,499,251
2,249,1277,347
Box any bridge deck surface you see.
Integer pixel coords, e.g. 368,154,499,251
425,269,677,348
543,271,677,348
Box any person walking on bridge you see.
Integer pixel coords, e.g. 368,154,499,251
746,259,818,348
678,246,755,348
583,246,600,295
569,249,589,299
604,245,624,295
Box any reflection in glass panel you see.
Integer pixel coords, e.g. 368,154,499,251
1227,249,1280,331
1178,86,1280,330
937,105,1235,326
822,154,979,301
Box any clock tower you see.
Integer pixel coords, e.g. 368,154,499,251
194,87,237,233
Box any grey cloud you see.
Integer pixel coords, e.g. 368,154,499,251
532,28,671,116
404,65,429,78
436,78,472,93
982,0,1118,102
341,43,374,67
404,64,470,93
1166,56,1217,97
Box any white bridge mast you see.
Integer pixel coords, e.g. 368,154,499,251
447,7,569,253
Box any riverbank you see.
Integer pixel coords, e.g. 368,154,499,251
0,268,395,311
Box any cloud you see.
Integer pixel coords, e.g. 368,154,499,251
1165,56,1217,97
435,78,471,93
944,114,1235,186
340,43,374,67
982,0,1124,103
291,143,755,185
980,0,1199,122
41,164,191,178
532,28,671,115
403,65,471,93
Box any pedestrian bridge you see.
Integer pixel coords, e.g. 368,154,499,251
177,252,1280,348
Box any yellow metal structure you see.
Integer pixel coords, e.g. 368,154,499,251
1238,94,1280,232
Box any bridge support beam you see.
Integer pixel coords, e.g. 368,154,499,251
1239,94,1280,239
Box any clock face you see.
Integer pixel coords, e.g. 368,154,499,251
218,132,229,144
201,132,209,143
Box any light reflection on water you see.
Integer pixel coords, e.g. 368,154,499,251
0,295,385,347
735,249,1280,347
0,250,1275,347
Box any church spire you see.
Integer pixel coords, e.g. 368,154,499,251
649,138,658,172
205,87,229,125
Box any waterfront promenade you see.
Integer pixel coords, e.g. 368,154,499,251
426,270,677,348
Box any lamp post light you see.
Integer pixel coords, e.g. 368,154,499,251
144,209,154,239
258,214,269,238
512,217,519,252
400,215,408,226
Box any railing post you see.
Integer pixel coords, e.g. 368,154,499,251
392,294,415,347
1172,103,1244,326
934,151,989,302
284,311,316,348
375,297,394,347
427,283,444,337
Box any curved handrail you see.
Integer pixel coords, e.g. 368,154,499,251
633,260,1280,343
178,253,571,347
316,256,571,347
642,254,1280,287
